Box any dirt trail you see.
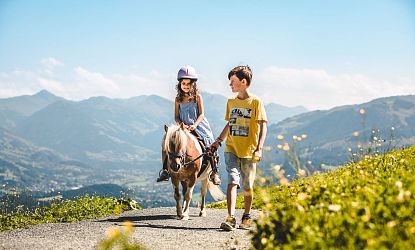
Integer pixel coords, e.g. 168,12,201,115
0,207,259,249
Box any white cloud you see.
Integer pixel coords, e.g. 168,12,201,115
72,67,120,99
111,70,175,100
0,87,33,98
38,78,66,93
40,57,64,68
197,73,231,98
253,66,415,110
1,61,415,110
0,60,175,101
0,69,40,98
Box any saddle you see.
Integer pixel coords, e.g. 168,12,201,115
189,130,220,178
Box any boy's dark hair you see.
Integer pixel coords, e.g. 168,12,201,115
228,65,253,86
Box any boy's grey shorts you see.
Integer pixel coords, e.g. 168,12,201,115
224,152,257,190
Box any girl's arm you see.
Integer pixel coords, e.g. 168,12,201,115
193,94,205,127
174,100,181,124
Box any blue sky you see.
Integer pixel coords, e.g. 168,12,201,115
0,0,414,110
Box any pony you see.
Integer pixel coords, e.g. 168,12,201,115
163,123,225,220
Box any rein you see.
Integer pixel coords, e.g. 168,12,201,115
168,152,207,167
168,150,206,167
183,152,206,167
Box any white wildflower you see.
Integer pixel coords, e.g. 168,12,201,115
328,204,341,212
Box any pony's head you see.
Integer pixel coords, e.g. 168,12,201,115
164,123,188,171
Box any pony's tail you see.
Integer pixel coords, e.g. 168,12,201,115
207,182,226,201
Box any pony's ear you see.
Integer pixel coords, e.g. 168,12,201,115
164,125,168,132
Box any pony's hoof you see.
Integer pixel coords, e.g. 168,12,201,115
199,211,207,217
180,215,189,220
177,215,184,220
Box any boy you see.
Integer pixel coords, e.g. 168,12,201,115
210,65,267,231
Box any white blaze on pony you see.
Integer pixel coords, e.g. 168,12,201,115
163,123,225,220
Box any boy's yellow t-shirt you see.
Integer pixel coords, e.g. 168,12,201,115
224,95,267,158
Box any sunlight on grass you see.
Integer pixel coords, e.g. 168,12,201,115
251,146,415,249
0,194,140,232
209,107,414,248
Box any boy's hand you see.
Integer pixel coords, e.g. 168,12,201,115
253,149,263,162
209,140,221,154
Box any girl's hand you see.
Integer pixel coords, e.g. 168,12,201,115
178,122,190,131
189,125,196,131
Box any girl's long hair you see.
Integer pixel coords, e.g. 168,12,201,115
175,79,199,103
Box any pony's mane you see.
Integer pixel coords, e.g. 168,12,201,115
164,124,188,154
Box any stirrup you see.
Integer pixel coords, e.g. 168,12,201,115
157,169,170,182
210,172,221,185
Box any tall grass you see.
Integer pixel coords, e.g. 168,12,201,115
209,106,414,248
252,146,415,249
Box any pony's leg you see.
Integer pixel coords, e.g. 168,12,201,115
173,182,183,219
181,184,194,220
180,181,188,220
199,178,208,217
181,181,188,203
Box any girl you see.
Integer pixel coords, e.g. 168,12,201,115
157,66,221,185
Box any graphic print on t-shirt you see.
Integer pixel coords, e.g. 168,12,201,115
229,107,252,137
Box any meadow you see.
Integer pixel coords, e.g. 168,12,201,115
2,134,414,249
0,194,139,232
212,146,415,249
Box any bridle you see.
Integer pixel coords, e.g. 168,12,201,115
167,147,207,171
166,126,208,172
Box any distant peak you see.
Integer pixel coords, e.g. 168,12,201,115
34,90,67,102
34,89,56,97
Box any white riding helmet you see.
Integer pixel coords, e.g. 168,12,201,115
177,66,198,80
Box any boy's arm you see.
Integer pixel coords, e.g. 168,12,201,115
253,120,267,158
210,122,229,151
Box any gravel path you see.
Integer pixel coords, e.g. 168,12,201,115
0,207,259,249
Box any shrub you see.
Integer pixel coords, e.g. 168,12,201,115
0,195,140,231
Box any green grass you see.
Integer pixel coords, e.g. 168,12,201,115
211,146,415,249
0,195,140,232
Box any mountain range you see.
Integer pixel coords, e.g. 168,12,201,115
0,90,307,192
1,90,415,197
0,126,98,191
264,95,415,174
